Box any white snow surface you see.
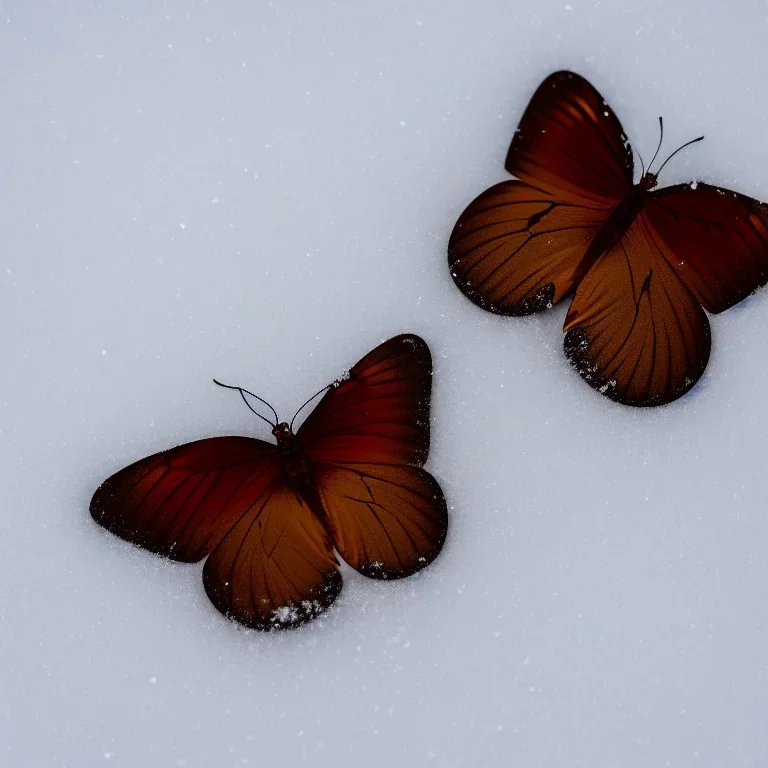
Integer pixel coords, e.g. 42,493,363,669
4,2,768,767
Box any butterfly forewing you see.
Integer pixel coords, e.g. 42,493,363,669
506,70,633,205
299,335,448,580
645,184,768,313
90,437,282,561
298,334,432,466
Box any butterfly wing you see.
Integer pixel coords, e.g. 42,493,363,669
644,183,768,313
507,70,634,204
306,462,446,579
298,335,448,578
298,334,433,466
91,437,342,630
563,212,711,406
202,477,342,630
91,437,282,561
449,71,632,316
448,181,614,315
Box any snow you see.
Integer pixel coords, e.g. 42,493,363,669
3,2,768,767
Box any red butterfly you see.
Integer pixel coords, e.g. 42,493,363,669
90,335,448,630
449,71,768,406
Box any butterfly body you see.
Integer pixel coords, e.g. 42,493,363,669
91,335,448,630
272,422,313,485
450,70,768,406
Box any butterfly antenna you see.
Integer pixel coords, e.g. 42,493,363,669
655,135,705,177
647,116,664,172
635,146,646,178
213,379,278,429
290,385,332,432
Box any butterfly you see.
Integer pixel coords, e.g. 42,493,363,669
448,70,768,406
90,334,448,630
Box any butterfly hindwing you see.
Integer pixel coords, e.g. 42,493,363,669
310,463,447,579
202,477,342,630
563,212,711,406
299,335,448,579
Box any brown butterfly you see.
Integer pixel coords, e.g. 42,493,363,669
90,335,448,630
448,70,768,406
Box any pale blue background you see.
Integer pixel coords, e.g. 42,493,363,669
3,2,768,766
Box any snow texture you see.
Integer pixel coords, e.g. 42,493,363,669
3,2,768,767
